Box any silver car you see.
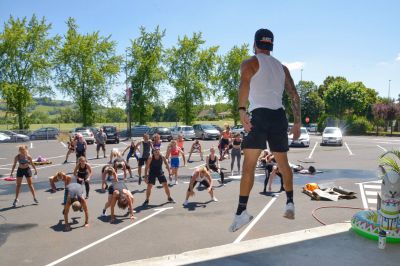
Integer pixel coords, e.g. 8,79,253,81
193,124,220,140
171,126,196,140
69,127,95,144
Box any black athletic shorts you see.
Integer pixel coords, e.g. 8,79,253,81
188,180,210,191
241,108,289,152
148,173,167,185
138,158,148,167
16,167,32,178
76,151,86,159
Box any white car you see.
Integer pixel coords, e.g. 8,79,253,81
231,125,245,137
288,127,310,147
69,127,95,144
321,127,343,146
0,132,11,142
171,126,196,140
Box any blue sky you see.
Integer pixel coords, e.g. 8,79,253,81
1,0,399,102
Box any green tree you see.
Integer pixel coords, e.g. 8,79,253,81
126,26,166,125
0,15,58,129
296,80,324,123
54,18,121,126
29,110,50,124
165,32,218,125
216,44,250,125
58,107,81,123
105,107,126,122
164,101,178,122
152,103,165,122
318,76,347,98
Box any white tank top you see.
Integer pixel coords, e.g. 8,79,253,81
248,54,285,112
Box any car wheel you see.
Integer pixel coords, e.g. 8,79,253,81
320,143,324,146
192,138,195,141
116,139,119,144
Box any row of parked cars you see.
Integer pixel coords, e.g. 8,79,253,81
288,126,343,147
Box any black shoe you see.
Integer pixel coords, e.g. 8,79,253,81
63,160,67,164
279,187,285,192
142,200,149,206
168,197,176,203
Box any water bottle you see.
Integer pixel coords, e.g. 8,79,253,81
378,229,386,249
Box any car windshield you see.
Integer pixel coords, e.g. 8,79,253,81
301,128,308,134
182,127,193,131
76,128,89,132
324,128,339,134
157,128,170,133
104,127,115,133
202,125,215,130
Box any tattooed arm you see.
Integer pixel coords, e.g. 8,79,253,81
283,65,301,140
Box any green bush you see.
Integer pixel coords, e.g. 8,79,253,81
317,113,328,133
346,116,372,135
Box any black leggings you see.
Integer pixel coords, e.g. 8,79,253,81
77,175,90,197
264,166,284,192
208,165,224,183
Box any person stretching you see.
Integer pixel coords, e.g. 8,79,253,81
165,140,185,185
206,147,225,185
187,140,203,162
10,145,39,207
73,156,92,199
143,148,175,206
183,166,218,207
101,165,118,192
49,171,72,205
63,183,89,231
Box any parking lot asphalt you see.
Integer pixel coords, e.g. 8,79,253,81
0,135,399,265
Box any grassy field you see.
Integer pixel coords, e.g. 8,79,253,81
0,120,236,132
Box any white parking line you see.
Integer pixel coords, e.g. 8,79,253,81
344,142,354,155
358,183,368,209
45,207,173,266
30,142,33,149
363,184,381,189
60,142,67,148
307,142,318,159
367,198,378,204
377,145,387,152
233,197,278,243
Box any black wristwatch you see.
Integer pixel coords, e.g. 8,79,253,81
238,107,246,112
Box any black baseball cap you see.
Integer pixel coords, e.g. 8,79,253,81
254,28,274,51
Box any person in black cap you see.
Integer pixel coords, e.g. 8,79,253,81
229,28,301,232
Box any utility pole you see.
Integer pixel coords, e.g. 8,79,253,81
388,79,391,100
300,68,303,82
125,49,132,139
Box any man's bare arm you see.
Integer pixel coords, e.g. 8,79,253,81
283,65,301,124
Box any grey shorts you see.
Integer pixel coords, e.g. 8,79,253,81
241,108,289,152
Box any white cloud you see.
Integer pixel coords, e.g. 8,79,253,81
396,53,400,61
282,61,305,71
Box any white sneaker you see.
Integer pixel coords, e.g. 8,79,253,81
229,210,253,232
183,200,189,206
283,202,295,219
175,179,178,185
212,196,218,202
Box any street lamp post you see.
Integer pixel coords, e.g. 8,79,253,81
388,79,391,100
125,49,132,139
300,68,303,82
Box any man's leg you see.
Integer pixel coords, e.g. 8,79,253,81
273,152,295,219
229,148,261,232
237,148,262,213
